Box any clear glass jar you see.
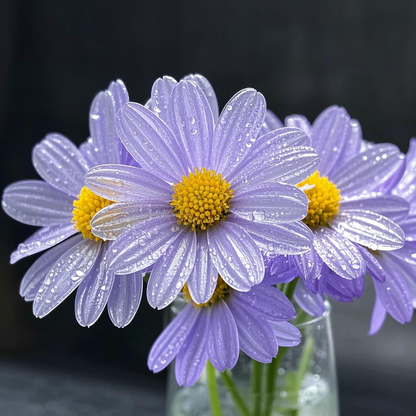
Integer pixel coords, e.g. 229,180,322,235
166,300,339,416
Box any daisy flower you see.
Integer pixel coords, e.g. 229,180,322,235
148,277,300,387
86,78,319,310
2,80,144,328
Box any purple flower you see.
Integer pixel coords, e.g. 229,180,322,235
148,277,300,387
2,80,144,328
87,76,319,310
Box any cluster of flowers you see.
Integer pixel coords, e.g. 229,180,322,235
2,75,415,387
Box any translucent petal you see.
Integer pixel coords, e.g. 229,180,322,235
313,227,365,280
331,144,405,199
186,232,217,304
108,271,143,328
330,209,405,251
108,79,129,112
19,235,83,301
91,201,172,241
356,245,386,282
368,296,387,335
105,215,181,274
168,80,214,170
260,109,283,135
32,133,88,197
399,216,416,242
148,304,200,373
387,241,416,266
11,223,77,264
175,309,209,387
79,138,100,168
147,229,197,309
75,245,115,327
33,238,101,318
324,271,364,302
117,102,187,182
2,180,74,226
207,221,264,291
294,279,326,317
228,214,312,255
268,321,301,347
151,76,177,123
393,138,416,203
85,164,172,202
265,255,298,284
231,183,308,224
294,246,324,290
212,89,266,177
284,114,311,136
207,301,239,372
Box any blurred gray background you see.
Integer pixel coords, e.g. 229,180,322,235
0,1,415,415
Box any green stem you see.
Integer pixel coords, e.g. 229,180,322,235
206,361,222,416
220,371,251,416
251,360,263,416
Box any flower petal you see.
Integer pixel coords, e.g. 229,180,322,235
324,270,364,302
268,321,301,347
399,216,416,241
89,91,120,164
313,227,365,280
186,232,217,304
75,245,116,327
260,109,283,135
387,241,416,266
310,106,352,175
85,164,172,202
32,133,88,197
183,74,219,121
168,80,214,170
284,114,311,137
231,183,308,224
2,180,74,226
231,284,296,322
332,119,362,172
108,79,129,112
368,296,387,336
331,144,405,199
117,102,187,182
228,215,313,255
107,271,144,328
105,214,181,274
175,309,209,387
19,235,83,301
228,299,277,363
148,304,200,373
33,238,102,318
90,201,171,241
354,245,386,283
151,75,177,123
212,89,266,176
330,209,405,251
265,255,298,284
208,221,264,291
147,229,197,309
79,138,100,168
340,196,410,222
11,223,77,264
207,300,239,372
294,246,324,292
294,279,326,317
393,138,416,204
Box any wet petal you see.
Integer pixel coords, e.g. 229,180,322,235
212,89,266,177
85,164,172,202
168,80,214,169
33,238,101,318
399,216,416,241
332,119,362,172
324,271,364,302
79,138,100,168
147,229,197,309
368,296,387,335
75,245,115,327
186,232,217,304
393,138,416,203
11,223,77,264
331,144,405,199
91,201,171,241
32,133,88,197
313,227,365,280
228,215,313,255
294,279,326,317
19,235,83,301
356,245,386,282
105,214,181,274
151,76,177,123
2,180,74,226
108,79,129,112
207,301,239,372
294,245,324,290
387,241,416,266
175,309,209,387
117,102,187,182
268,321,301,347
284,114,311,136
208,221,264,291
265,255,298,285
260,109,283,135
108,271,144,328
330,210,405,251
148,304,200,373
231,183,308,224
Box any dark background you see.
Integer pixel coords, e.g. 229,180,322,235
1,1,415,415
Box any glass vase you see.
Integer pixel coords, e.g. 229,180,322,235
165,300,339,416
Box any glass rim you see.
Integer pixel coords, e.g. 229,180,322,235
296,300,331,329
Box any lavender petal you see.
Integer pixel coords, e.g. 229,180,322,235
151,76,177,123
260,110,283,135
284,114,311,136
294,279,326,317
268,321,301,347
368,296,387,335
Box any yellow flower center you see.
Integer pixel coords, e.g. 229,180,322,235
183,276,231,308
72,186,114,241
298,171,341,228
171,168,233,231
